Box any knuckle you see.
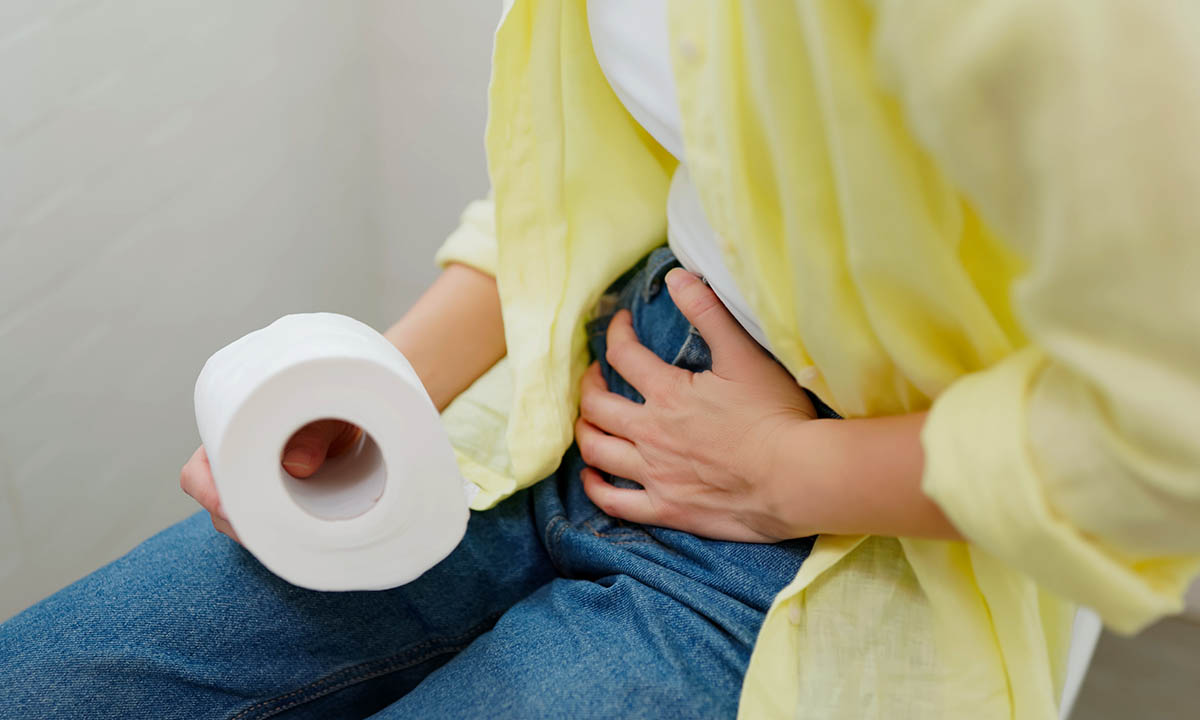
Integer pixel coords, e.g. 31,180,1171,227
589,484,616,514
576,432,595,463
645,382,672,405
605,318,622,343
604,342,626,368
596,495,618,517
653,501,679,527
647,373,684,406
623,413,647,439
579,393,597,420
668,371,693,402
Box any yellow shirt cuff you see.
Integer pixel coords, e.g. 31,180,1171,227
921,346,1193,633
434,197,498,277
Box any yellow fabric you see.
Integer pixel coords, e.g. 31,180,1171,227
436,1,1200,717
434,196,500,278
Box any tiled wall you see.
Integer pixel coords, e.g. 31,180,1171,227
0,0,493,620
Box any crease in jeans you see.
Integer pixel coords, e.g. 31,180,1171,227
227,611,505,720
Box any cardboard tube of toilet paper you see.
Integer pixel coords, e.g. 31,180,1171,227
193,313,469,591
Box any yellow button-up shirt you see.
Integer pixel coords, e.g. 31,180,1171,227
435,2,1200,717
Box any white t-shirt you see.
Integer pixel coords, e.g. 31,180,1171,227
587,0,772,351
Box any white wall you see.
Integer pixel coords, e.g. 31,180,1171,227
0,0,495,621
369,1,494,315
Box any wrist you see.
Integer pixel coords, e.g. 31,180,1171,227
380,264,505,413
763,417,848,538
383,319,455,412
770,412,963,540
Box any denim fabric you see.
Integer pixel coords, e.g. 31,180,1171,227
0,246,816,719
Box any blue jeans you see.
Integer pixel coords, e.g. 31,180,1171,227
0,247,819,719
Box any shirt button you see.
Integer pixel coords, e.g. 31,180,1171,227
788,602,802,625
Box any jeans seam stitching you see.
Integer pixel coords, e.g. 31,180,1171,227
607,537,659,547
237,645,467,720
580,515,604,538
227,611,505,720
552,517,572,547
540,515,562,553
541,515,572,570
582,515,647,542
545,517,574,573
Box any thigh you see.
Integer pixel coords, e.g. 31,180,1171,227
0,489,555,720
376,443,810,720
375,574,753,719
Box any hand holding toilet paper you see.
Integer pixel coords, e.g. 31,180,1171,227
194,313,470,591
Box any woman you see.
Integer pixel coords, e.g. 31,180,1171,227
3,1,1199,718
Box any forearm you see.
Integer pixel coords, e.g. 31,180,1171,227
383,263,505,412
773,413,963,541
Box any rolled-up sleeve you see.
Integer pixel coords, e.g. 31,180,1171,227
875,0,1200,631
435,195,498,277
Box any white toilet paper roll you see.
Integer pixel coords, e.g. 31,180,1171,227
193,312,469,591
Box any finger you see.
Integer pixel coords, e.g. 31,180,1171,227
180,447,221,514
664,268,765,376
282,420,354,478
326,423,363,459
575,416,644,480
604,309,687,399
580,362,644,438
184,444,209,474
580,467,660,525
210,511,240,544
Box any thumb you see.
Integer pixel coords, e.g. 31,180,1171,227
664,268,767,377
281,419,361,478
